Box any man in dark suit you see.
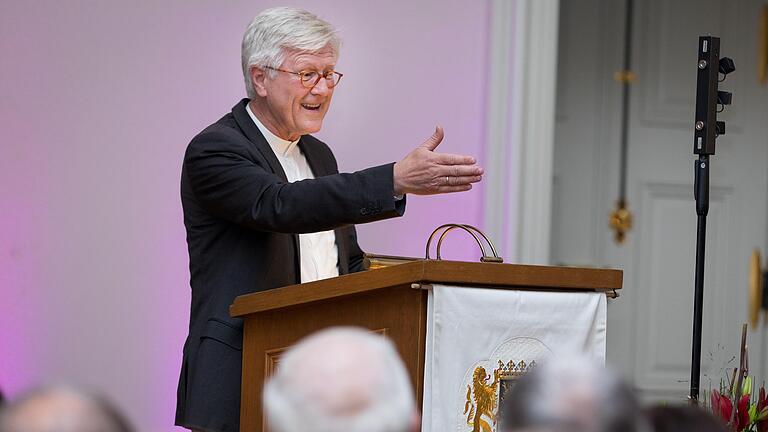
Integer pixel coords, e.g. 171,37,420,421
175,7,483,432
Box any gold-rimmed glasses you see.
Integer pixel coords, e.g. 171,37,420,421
263,66,343,88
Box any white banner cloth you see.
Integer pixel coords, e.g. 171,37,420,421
421,284,607,432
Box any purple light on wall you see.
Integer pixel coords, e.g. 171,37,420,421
0,1,496,429
0,195,46,395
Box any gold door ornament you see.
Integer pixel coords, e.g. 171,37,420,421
609,200,633,244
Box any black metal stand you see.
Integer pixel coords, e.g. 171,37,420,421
688,36,734,403
690,155,709,402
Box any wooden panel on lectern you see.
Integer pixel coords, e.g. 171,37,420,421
239,283,428,432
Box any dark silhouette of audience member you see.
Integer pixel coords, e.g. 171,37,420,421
500,355,645,432
263,327,419,432
645,405,727,432
0,386,132,432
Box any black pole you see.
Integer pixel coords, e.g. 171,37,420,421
690,155,710,402
689,34,733,402
689,36,719,403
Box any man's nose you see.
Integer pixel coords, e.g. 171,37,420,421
310,78,332,96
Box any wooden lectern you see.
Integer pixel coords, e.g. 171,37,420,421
229,260,622,431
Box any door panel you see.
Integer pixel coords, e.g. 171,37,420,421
634,183,733,394
552,0,768,400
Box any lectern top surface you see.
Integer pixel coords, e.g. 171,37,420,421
229,260,622,318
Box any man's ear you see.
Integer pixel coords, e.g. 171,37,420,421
250,66,268,97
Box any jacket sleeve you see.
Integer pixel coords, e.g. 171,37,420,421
184,128,405,234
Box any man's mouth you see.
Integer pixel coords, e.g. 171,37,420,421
301,103,321,111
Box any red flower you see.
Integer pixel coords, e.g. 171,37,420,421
736,394,750,431
758,385,767,432
712,390,734,423
712,390,722,418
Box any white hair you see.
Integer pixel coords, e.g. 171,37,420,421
0,385,132,432
500,355,646,432
263,327,416,432
241,7,341,99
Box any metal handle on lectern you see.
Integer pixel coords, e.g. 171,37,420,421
425,224,503,263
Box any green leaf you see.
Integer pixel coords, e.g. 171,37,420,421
757,406,768,421
743,376,753,396
750,404,758,422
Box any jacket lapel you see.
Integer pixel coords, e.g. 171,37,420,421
298,138,350,275
298,138,330,178
231,99,289,182
232,99,300,282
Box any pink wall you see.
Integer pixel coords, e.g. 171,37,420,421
0,1,492,430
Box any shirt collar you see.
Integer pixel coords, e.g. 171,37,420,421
245,103,300,157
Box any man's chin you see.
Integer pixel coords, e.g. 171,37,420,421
300,121,324,135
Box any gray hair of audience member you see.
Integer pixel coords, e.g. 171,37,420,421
0,386,132,432
263,327,417,432
645,405,727,432
241,7,341,99
500,355,644,432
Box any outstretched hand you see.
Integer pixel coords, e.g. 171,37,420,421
393,126,483,196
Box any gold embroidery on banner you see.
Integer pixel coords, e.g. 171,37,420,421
463,366,500,432
462,359,539,432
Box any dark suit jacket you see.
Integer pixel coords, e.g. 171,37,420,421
175,99,405,431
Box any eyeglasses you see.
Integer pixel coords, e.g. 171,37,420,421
264,66,343,88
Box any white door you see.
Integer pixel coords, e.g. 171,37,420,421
551,0,768,401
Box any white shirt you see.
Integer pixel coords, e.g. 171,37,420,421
246,104,340,283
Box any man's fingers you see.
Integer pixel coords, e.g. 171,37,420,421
420,126,445,151
434,152,476,166
441,165,484,178
445,175,483,186
437,184,473,193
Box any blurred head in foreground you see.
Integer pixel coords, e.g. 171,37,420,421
645,404,727,432
263,326,418,432
500,355,644,432
0,386,132,432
